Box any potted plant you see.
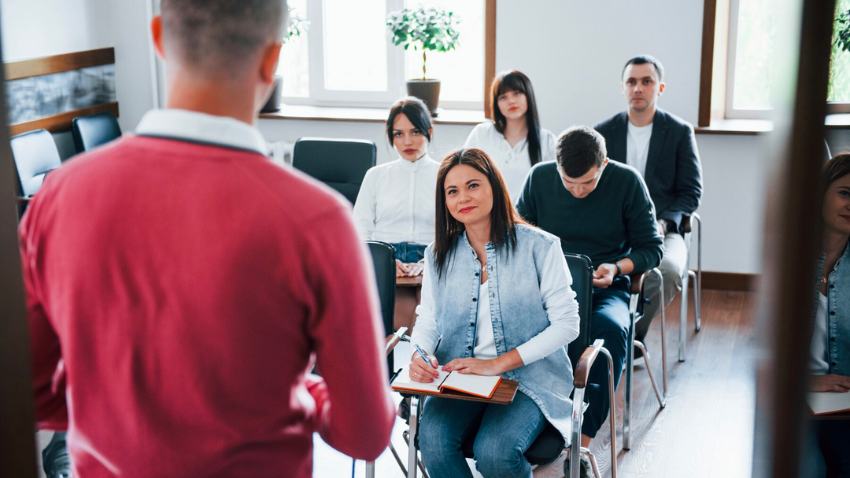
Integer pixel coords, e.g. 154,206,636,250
387,6,461,116
262,7,309,113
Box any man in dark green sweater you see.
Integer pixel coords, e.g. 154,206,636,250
516,125,662,472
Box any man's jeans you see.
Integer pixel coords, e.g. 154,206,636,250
388,242,427,264
637,232,688,341
419,391,548,478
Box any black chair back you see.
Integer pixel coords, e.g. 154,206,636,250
10,129,62,198
564,253,594,368
366,241,397,374
71,112,121,153
292,138,376,204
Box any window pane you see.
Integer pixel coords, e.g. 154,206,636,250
323,0,387,91
278,0,309,98
829,0,850,102
732,0,777,110
403,0,484,104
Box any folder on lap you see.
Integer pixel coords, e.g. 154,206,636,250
808,391,850,415
391,364,502,399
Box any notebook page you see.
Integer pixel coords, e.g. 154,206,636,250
391,364,450,393
808,391,850,415
440,373,501,399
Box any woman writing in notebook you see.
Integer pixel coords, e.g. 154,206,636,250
809,153,850,476
463,70,557,201
409,148,580,477
353,97,440,277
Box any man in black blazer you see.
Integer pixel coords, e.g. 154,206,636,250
595,55,703,353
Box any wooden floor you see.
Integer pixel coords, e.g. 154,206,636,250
36,289,756,478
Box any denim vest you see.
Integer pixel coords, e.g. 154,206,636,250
815,241,850,376
424,224,575,442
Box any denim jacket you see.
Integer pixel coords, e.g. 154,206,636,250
422,224,576,443
815,241,850,376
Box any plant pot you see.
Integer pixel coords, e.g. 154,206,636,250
406,79,441,116
261,76,283,113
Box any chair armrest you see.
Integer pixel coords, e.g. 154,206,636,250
385,326,408,356
629,270,650,295
574,339,605,388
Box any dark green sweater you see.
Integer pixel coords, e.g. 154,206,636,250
515,161,663,272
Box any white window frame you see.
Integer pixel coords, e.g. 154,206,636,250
281,0,484,111
724,0,773,120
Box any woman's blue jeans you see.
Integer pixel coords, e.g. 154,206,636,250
389,242,427,263
418,391,548,478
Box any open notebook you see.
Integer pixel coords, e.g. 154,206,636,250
391,363,502,399
808,391,850,415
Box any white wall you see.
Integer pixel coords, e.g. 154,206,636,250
3,0,770,274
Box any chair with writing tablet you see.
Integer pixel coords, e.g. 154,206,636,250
292,138,376,204
379,253,618,478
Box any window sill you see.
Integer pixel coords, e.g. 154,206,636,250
259,104,487,126
694,119,773,135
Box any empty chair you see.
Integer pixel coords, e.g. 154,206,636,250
366,241,398,375
292,138,376,204
10,129,63,217
71,111,122,153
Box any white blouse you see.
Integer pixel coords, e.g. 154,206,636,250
413,239,580,366
352,156,440,245
464,122,557,202
810,291,829,374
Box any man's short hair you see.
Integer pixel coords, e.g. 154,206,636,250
556,126,607,178
161,0,287,78
622,55,665,82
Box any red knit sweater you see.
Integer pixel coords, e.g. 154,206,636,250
19,135,395,477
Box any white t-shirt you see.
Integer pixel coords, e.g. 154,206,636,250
352,156,440,245
474,280,498,360
464,122,557,202
626,122,653,178
810,291,829,374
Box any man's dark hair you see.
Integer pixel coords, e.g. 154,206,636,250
161,0,287,78
622,55,665,82
386,97,433,145
555,126,607,178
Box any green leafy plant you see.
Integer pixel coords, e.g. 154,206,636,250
285,7,309,44
387,6,461,80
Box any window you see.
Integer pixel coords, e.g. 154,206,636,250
720,0,850,120
277,0,485,110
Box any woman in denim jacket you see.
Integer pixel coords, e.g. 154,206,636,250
809,153,850,477
409,148,580,477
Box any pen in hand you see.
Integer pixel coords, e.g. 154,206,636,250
414,344,439,380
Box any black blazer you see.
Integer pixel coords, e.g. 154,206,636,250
595,108,703,234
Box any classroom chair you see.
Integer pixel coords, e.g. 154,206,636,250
10,129,63,218
384,253,617,478
679,213,703,362
71,111,122,153
367,241,399,375
292,138,376,204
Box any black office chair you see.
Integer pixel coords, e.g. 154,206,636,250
71,111,122,153
292,138,376,204
366,241,398,375
10,129,63,218
390,253,617,478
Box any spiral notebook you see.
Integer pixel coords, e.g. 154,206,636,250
391,363,502,399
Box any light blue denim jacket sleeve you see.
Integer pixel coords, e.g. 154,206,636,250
416,224,579,444
814,241,850,376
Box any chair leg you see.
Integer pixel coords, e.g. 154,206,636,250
365,460,376,478
569,387,586,478
390,443,407,476
689,270,701,334
582,449,602,478
694,213,702,333
407,395,421,478
678,264,689,362
633,340,666,409
600,347,618,478
649,268,667,399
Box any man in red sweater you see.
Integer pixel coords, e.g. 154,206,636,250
18,1,395,476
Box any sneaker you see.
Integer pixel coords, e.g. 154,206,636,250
565,454,595,478
42,433,72,478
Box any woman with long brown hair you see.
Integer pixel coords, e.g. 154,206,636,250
464,70,557,201
408,148,579,477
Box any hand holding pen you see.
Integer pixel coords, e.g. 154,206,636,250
410,343,440,383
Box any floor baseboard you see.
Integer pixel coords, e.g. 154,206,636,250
698,271,759,292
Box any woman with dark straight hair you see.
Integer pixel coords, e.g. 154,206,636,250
353,97,439,277
409,148,580,477
464,70,556,201
807,153,850,477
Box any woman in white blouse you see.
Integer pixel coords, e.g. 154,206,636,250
464,70,557,201
353,97,440,277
